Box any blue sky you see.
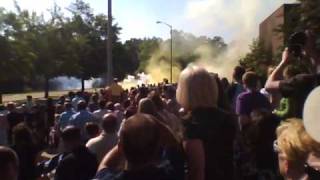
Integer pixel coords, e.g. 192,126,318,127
1,0,296,42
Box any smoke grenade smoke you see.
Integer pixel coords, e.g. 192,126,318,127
50,76,102,90
142,0,297,82
146,42,182,83
185,0,296,78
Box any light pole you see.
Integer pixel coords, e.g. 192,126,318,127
156,21,173,83
107,0,113,85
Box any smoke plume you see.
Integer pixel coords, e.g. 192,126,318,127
185,0,297,79
144,0,297,81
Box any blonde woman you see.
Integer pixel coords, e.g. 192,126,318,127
275,119,320,180
176,66,236,180
275,119,309,180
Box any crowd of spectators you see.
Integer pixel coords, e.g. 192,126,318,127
0,30,319,180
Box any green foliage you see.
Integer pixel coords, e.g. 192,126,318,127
239,39,270,77
298,0,320,32
0,0,126,93
0,0,228,93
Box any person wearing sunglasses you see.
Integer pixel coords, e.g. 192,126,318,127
299,120,320,180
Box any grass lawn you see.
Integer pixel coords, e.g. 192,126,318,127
3,89,97,103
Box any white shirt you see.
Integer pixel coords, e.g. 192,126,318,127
86,132,118,163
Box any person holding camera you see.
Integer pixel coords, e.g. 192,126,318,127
265,31,320,118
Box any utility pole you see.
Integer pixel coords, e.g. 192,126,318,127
107,0,113,85
156,21,173,83
170,28,173,83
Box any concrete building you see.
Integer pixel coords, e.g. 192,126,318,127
259,4,300,58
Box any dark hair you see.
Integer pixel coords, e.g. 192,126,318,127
91,93,99,101
163,78,169,84
242,71,259,89
165,85,176,99
243,109,279,169
98,100,107,109
76,91,82,96
0,104,5,111
61,126,81,142
120,114,160,164
124,106,136,119
106,102,114,111
138,98,157,117
64,102,73,110
85,123,100,138
221,77,230,89
123,99,131,109
139,87,149,99
102,114,118,134
77,101,87,111
12,123,34,146
233,66,246,82
47,98,53,106
0,146,18,179
68,91,75,99
149,91,164,110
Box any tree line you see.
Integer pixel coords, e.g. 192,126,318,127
0,0,138,98
0,0,228,103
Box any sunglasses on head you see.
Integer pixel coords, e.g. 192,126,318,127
304,163,320,180
273,140,279,153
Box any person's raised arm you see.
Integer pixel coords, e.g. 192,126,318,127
98,145,125,172
265,49,291,92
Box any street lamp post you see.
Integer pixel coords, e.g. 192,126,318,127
156,21,173,84
107,0,113,85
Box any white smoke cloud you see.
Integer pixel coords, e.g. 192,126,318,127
183,0,297,79
185,0,297,40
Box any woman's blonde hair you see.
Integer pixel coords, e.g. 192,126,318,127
299,124,320,155
176,65,218,110
276,119,309,165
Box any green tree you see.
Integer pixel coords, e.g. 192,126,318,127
0,6,37,101
239,39,270,78
299,0,320,33
299,0,320,49
67,0,122,91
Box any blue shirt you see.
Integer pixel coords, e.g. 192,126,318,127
59,110,75,130
69,110,96,139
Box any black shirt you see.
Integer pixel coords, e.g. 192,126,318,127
7,111,23,143
94,161,179,180
54,146,98,180
279,73,320,118
12,144,40,180
184,107,236,180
